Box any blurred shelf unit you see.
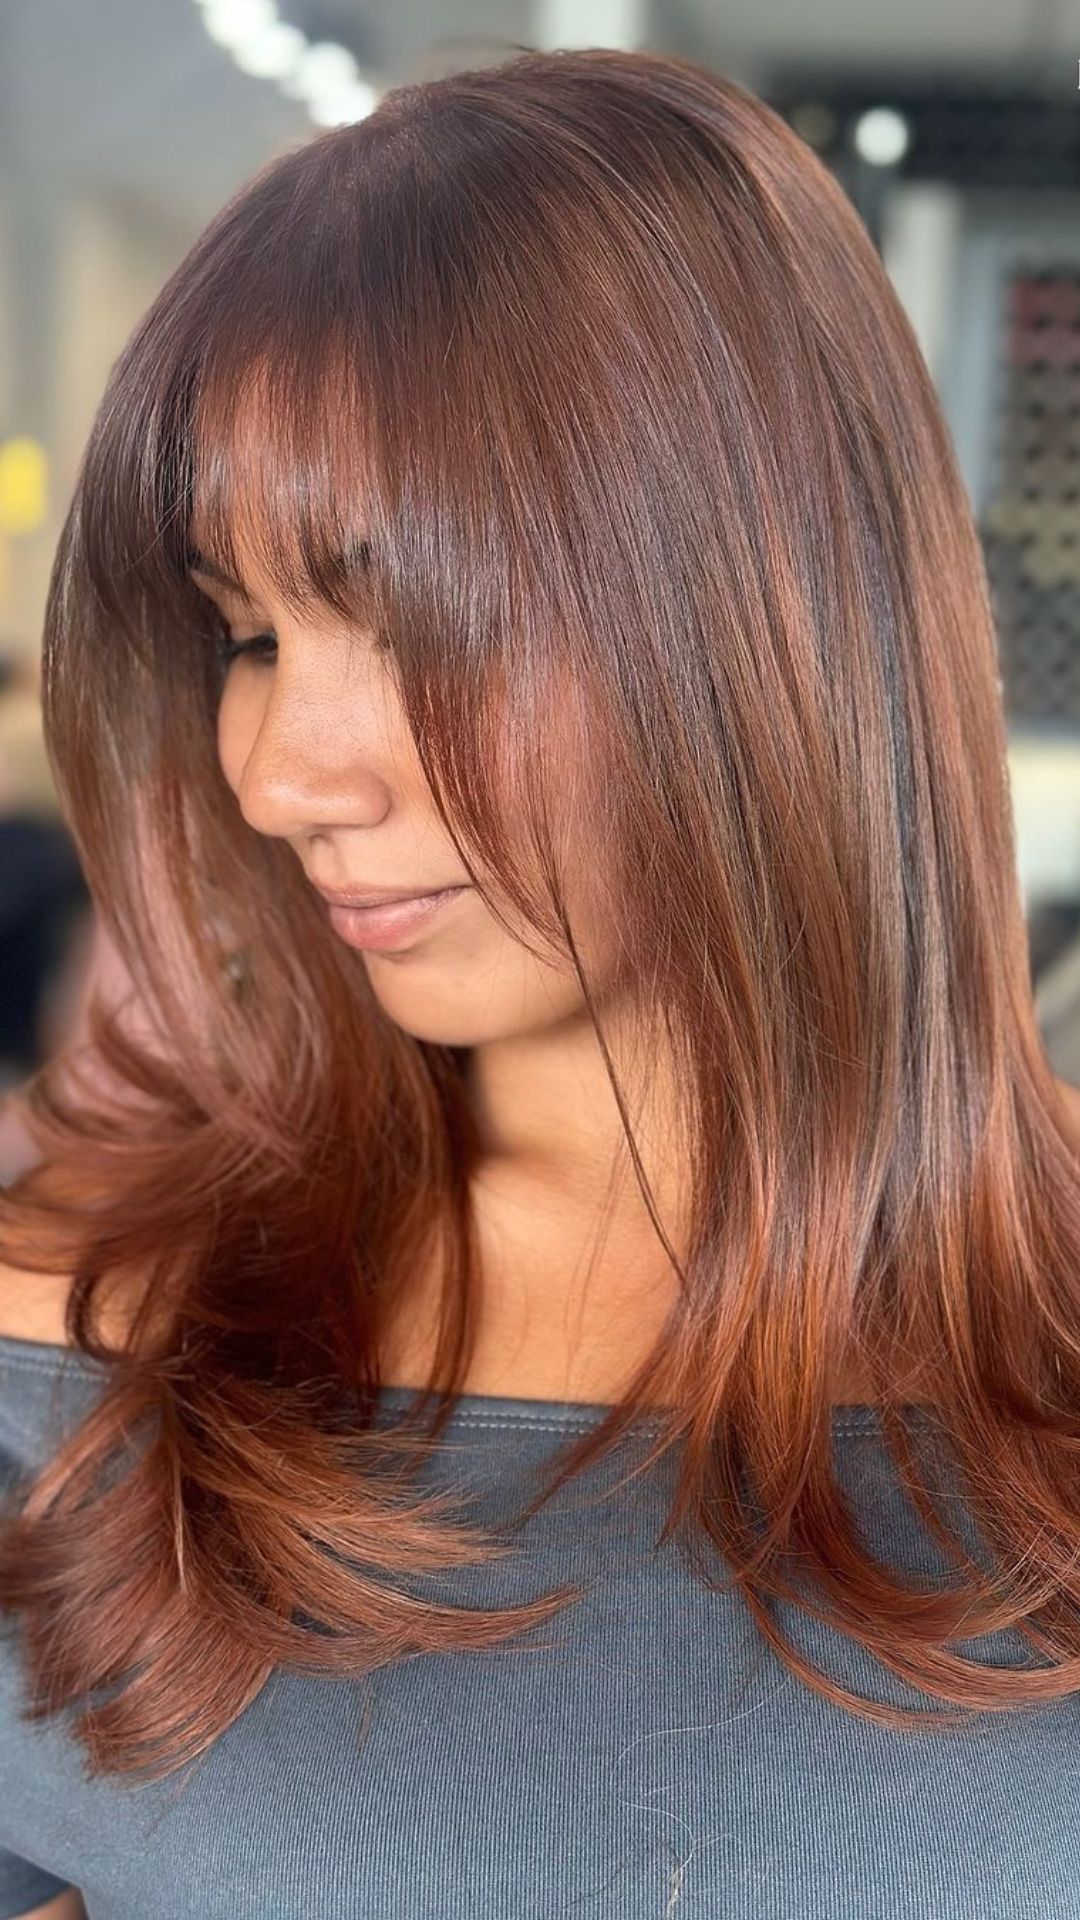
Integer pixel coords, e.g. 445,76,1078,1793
769,75,1080,191
947,214,1079,731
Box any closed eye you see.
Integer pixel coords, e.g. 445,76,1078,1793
213,622,393,665
218,630,277,666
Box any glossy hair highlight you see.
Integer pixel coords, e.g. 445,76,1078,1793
2,44,1080,1783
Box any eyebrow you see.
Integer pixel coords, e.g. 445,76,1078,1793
186,550,247,592
185,538,373,597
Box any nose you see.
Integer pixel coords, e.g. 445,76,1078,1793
224,664,394,842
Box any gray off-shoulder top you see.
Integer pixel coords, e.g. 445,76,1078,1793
2,1331,1079,1919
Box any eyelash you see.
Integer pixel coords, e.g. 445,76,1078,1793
217,630,277,666
215,627,392,665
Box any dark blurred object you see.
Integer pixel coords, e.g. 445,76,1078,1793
0,645,41,700
0,816,91,1077
1029,895,1080,985
1032,898,1080,1088
0,644,57,819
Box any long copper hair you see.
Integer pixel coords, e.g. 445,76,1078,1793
2,45,1079,1783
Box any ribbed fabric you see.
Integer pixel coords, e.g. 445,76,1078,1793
2,1331,1079,1920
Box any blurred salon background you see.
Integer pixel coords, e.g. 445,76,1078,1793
0,0,1078,1181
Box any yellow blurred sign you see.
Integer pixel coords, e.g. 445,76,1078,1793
0,437,48,535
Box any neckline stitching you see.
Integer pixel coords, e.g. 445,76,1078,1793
0,1341,896,1438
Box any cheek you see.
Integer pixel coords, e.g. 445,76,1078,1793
216,680,254,795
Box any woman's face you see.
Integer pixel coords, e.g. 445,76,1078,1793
195,542,619,1052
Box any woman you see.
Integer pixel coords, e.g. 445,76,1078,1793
1,44,1079,1920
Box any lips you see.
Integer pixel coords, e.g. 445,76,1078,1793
323,886,469,952
313,882,455,909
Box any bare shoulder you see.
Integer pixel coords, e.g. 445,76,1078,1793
0,1160,150,1351
14,1889,87,1920
0,1254,79,1348
0,1156,83,1344
0,1251,154,1354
